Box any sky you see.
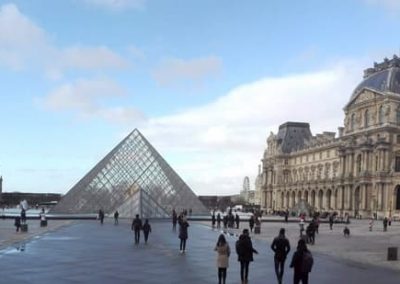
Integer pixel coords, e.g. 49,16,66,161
0,0,400,196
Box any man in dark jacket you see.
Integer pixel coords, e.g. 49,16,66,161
131,214,142,244
236,229,258,284
290,239,313,284
271,228,291,284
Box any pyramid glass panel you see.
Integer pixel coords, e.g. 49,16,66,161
51,129,208,217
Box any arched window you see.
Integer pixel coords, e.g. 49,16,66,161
396,186,400,210
356,154,362,174
379,105,384,124
351,113,355,130
397,106,400,124
364,109,369,128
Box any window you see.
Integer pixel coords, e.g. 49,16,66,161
379,106,384,124
375,155,378,172
395,157,400,172
356,154,362,174
351,113,355,130
396,186,400,210
397,135,400,144
397,106,400,124
364,109,369,128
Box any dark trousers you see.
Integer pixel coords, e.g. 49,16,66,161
114,218,118,225
294,272,309,284
134,229,140,244
240,261,249,281
218,267,227,284
180,238,186,251
274,258,285,282
144,231,149,243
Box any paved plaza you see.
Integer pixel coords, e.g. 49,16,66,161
1,218,400,283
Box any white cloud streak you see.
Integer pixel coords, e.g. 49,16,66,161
0,4,128,74
83,0,146,11
153,56,222,87
42,78,145,122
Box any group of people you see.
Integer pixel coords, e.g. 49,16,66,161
214,227,313,284
211,212,241,229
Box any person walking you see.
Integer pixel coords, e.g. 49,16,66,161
214,234,230,284
114,210,119,225
172,209,178,231
235,214,240,229
179,216,189,253
329,214,334,230
98,209,105,225
14,216,21,232
142,219,152,244
290,239,313,284
271,228,291,284
212,213,216,228
217,213,221,229
236,229,258,284
249,215,255,233
131,214,143,244
383,217,388,232
20,208,26,224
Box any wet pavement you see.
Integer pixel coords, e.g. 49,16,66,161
0,219,400,283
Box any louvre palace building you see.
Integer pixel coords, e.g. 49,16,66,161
261,55,400,218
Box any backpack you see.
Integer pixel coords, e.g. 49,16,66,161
302,251,314,273
236,239,245,256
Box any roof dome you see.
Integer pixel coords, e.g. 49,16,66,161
350,55,400,101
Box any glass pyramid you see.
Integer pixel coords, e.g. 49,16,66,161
51,129,208,217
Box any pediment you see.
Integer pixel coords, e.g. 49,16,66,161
345,88,384,109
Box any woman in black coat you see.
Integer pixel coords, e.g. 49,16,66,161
179,216,189,253
236,229,258,284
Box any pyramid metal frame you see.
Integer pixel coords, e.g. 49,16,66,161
51,129,208,217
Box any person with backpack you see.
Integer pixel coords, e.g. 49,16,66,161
214,234,230,284
236,229,258,284
290,239,313,284
271,228,291,284
131,214,143,245
142,219,152,244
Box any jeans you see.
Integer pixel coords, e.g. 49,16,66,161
180,238,186,251
274,257,285,282
218,267,227,284
134,230,140,244
240,261,249,281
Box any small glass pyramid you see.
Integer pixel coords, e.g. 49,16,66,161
51,129,207,217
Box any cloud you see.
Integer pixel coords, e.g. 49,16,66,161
364,0,400,13
138,61,362,195
0,3,128,75
42,78,145,122
152,56,222,87
0,3,47,69
60,46,127,70
83,0,146,11
127,45,145,60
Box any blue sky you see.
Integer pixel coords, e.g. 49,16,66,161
0,0,400,195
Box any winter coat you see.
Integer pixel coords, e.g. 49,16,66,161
179,221,189,240
271,235,290,261
215,243,230,268
236,235,257,262
290,248,313,276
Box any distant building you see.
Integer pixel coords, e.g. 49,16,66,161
261,56,400,218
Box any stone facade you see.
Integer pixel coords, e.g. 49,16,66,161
261,56,400,219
